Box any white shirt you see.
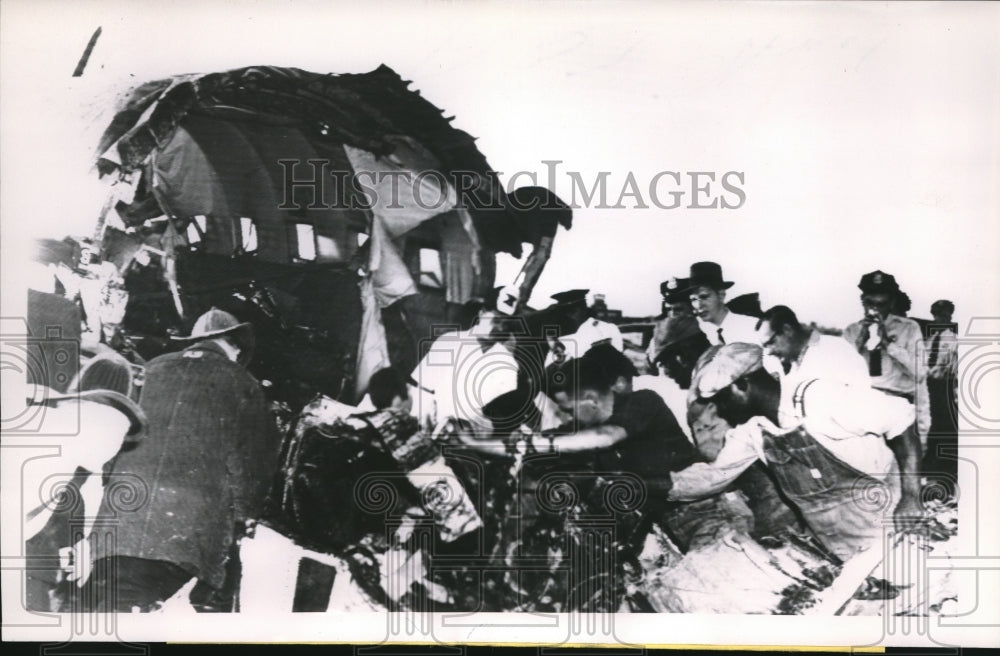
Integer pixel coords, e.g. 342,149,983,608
785,330,871,390
843,314,927,394
410,327,518,428
669,379,914,501
36,398,132,471
698,310,760,346
24,399,132,541
842,314,930,438
544,318,624,367
927,328,958,381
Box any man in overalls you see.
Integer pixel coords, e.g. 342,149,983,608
668,343,923,562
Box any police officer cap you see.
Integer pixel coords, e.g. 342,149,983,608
659,277,690,303
858,270,900,294
550,289,589,306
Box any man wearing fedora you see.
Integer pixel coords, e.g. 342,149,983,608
843,271,930,447
87,308,281,612
685,262,760,347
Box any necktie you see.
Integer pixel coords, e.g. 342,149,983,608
717,327,725,344
929,331,942,368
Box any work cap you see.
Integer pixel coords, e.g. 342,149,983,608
691,342,764,399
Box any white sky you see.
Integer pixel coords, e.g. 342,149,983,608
2,2,1000,646
2,0,998,330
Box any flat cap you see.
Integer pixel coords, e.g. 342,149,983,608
692,342,764,399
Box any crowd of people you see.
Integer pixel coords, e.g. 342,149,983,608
23,254,960,613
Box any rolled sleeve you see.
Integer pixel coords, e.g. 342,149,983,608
885,322,926,382
668,424,760,501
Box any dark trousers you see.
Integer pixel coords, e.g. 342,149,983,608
924,377,958,495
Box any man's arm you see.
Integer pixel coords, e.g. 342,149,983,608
451,423,626,455
551,424,628,452
888,422,923,523
882,321,925,380
915,374,931,438
668,424,760,500
888,322,930,437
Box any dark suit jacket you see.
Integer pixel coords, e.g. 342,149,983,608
96,340,280,589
